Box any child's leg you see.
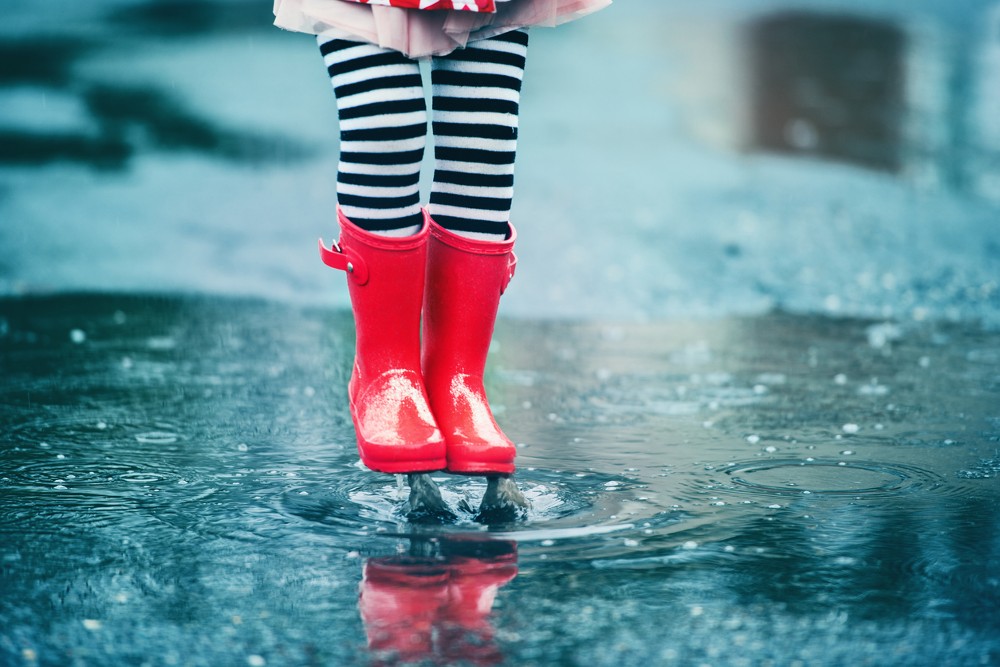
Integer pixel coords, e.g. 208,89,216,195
317,36,445,475
319,36,427,236
429,30,529,241
420,31,530,477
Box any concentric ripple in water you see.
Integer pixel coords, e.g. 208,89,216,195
717,458,946,498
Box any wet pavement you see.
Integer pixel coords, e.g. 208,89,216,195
3,0,1000,665
2,294,1000,665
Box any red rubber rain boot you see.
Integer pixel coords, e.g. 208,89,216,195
359,559,449,664
319,209,446,473
421,212,518,474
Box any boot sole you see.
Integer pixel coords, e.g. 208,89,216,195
360,452,447,474
446,460,516,475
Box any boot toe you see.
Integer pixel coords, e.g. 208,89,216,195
351,370,446,473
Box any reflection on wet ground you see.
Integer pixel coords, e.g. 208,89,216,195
2,294,999,665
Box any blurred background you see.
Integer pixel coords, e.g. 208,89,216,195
1,0,999,325
3,4,1000,665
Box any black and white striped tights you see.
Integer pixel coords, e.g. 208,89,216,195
319,30,528,240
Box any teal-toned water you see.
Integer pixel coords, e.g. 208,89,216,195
4,0,1000,663
2,295,998,665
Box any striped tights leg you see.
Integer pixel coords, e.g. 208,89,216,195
319,36,426,236
429,30,529,241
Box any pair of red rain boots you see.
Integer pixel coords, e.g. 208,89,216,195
319,208,517,475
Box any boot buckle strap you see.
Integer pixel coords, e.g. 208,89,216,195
501,252,517,295
318,238,369,285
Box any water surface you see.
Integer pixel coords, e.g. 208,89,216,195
2,294,998,665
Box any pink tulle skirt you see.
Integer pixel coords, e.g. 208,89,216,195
273,0,611,57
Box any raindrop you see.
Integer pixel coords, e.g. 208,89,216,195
746,435,760,444
842,424,860,434
135,432,179,445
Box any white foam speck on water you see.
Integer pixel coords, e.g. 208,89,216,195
69,329,86,344
858,382,890,396
866,323,904,349
146,336,177,351
842,423,860,434
746,435,760,444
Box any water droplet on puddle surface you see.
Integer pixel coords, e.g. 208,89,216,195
135,431,179,445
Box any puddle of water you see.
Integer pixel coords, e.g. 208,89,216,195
1,294,999,665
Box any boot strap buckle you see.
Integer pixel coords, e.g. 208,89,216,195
318,238,369,285
501,252,517,295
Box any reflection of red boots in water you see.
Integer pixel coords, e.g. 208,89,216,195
359,538,518,665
